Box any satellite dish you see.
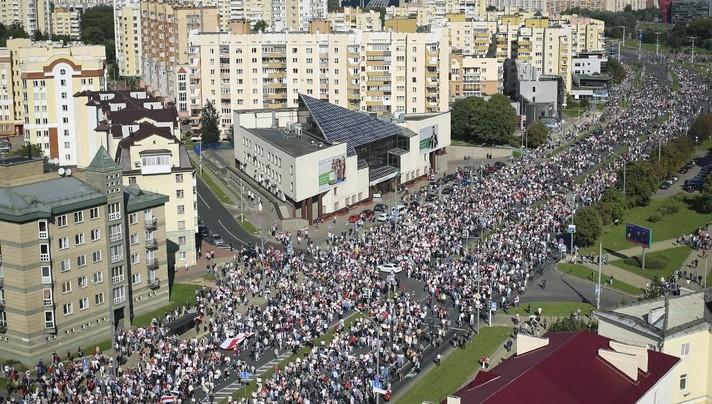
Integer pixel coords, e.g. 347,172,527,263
58,167,65,176
65,168,72,177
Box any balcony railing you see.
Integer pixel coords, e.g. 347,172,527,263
113,296,126,305
112,275,125,285
111,254,124,264
39,230,48,239
147,259,159,270
145,239,158,249
40,253,50,262
144,217,157,230
108,212,121,221
110,232,122,242
149,278,160,289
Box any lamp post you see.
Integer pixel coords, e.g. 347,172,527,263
258,199,263,251
355,308,382,404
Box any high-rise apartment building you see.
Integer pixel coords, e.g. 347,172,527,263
185,30,450,132
671,0,712,24
114,0,142,77
140,0,220,101
546,0,646,13
0,50,14,137
0,0,49,35
50,7,82,40
487,0,548,12
2,39,106,166
326,7,383,31
450,53,501,98
0,149,169,364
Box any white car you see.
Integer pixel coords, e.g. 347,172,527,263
376,213,390,222
377,263,402,274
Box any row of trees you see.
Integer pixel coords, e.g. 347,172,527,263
573,133,700,247
80,6,116,67
451,95,518,145
564,7,659,39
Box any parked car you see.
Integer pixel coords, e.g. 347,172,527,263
210,233,225,247
348,214,361,223
361,209,375,219
393,204,407,214
376,213,390,222
659,182,671,190
0,140,10,153
198,224,210,239
374,203,388,212
377,263,402,274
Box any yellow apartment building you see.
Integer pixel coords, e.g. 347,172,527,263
50,7,81,40
114,2,142,77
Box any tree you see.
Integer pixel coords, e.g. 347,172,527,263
0,22,29,46
595,189,625,225
526,120,548,148
607,58,626,83
200,101,220,143
702,175,712,213
80,6,115,66
617,160,657,207
451,95,517,145
689,113,712,143
573,206,602,247
252,20,268,33
11,143,44,158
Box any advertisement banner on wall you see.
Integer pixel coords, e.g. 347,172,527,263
318,155,346,192
419,125,439,154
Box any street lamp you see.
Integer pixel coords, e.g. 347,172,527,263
355,308,382,404
257,199,263,251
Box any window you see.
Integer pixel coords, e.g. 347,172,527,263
41,266,52,284
77,254,86,267
78,276,88,288
141,154,170,167
176,189,184,198
73,211,84,223
109,224,122,241
89,207,99,219
680,374,688,390
110,245,123,263
90,229,100,241
75,233,85,245
681,343,690,357
111,266,124,284
44,311,55,328
93,271,104,284
95,292,104,305
175,173,184,183
79,297,89,311
58,237,69,250
63,303,73,316
132,273,141,284
61,280,72,294
177,205,185,214
129,213,138,225
108,203,121,221
128,176,136,185
92,250,102,263
43,288,53,306
38,220,48,239
131,252,140,264
177,220,186,230
130,233,138,245
60,259,71,272
178,236,186,245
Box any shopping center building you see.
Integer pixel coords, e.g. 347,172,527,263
233,94,450,223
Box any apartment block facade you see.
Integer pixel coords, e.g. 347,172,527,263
0,50,13,137
0,0,49,35
113,0,142,77
2,39,106,166
0,150,169,365
51,7,82,40
326,7,383,32
185,30,450,132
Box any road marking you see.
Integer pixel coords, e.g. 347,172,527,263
197,191,210,208
218,219,249,246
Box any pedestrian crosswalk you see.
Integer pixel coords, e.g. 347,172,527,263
202,351,291,403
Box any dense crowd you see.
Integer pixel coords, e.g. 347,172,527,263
3,61,709,403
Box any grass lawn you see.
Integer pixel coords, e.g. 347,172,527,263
450,139,480,147
558,263,643,296
200,170,233,205
395,326,510,404
611,246,692,280
132,283,201,328
564,105,585,118
231,312,366,401
507,301,594,318
238,218,258,234
584,195,711,254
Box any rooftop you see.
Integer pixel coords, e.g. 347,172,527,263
245,127,329,157
124,184,169,212
454,332,679,404
116,122,192,172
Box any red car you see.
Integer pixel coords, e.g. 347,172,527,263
360,209,374,219
348,214,361,223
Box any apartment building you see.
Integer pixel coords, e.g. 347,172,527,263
271,0,329,32
562,15,606,54
0,0,49,35
671,0,712,24
385,5,437,27
596,290,712,404
450,53,501,98
140,0,220,101
486,0,548,12
0,50,14,137
0,149,169,365
547,0,645,12
113,0,142,77
326,7,383,32
447,19,497,57
186,30,450,132
2,38,106,166
51,7,82,40
116,122,198,267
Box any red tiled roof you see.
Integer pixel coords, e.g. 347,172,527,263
454,332,679,404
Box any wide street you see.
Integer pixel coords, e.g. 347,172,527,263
196,177,257,248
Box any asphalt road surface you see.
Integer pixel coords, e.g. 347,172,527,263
196,177,257,248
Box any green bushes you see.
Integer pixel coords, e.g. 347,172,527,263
647,212,663,222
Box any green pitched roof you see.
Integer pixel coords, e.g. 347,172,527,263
87,146,120,173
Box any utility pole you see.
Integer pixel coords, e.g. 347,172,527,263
597,240,603,309
617,39,621,62
689,36,697,64
620,26,626,48
655,32,661,58
638,30,642,61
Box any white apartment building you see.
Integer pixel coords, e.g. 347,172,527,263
487,0,548,12
186,30,450,133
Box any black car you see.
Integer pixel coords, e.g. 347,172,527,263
659,182,671,190
494,161,506,170
374,203,388,212
198,224,209,238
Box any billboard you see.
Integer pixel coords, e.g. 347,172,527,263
318,155,346,192
625,223,652,248
419,125,440,154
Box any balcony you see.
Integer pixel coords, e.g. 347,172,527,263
40,253,50,262
149,278,160,289
144,217,157,230
111,254,124,264
110,232,122,242
112,275,125,285
108,212,121,221
145,239,158,249
113,296,126,305
147,259,159,270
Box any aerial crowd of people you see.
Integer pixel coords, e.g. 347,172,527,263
3,58,710,403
